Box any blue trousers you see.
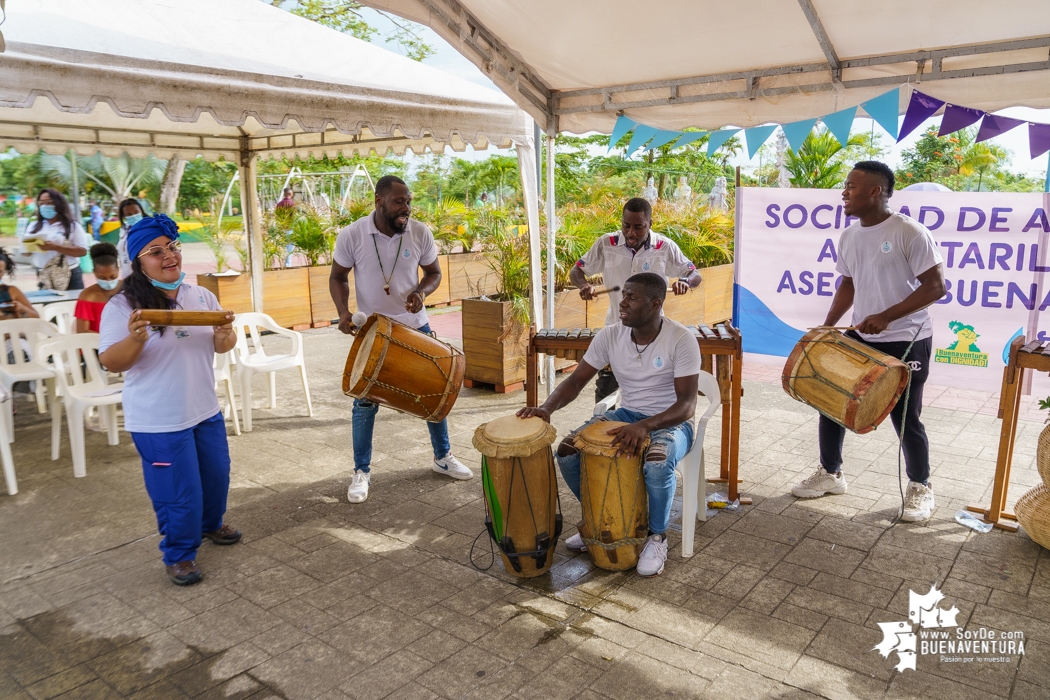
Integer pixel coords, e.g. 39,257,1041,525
351,323,451,472
131,412,231,566
556,408,693,535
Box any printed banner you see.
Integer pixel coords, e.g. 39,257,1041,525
735,187,1050,391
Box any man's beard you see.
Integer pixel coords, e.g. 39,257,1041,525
382,207,408,233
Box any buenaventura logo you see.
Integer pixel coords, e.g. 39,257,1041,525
873,584,1025,672
934,321,989,368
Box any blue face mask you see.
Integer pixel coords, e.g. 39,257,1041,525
39,205,57,220
124,213,143,228
149,272,185,291
97,279,120,291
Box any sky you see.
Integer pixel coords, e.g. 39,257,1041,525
358,7,1050,182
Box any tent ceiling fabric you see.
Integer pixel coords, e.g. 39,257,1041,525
0,0,528,159
361,0,1050,134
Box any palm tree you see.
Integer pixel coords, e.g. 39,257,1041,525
785,129,868,188
38,152,167,201
959,142,1006,191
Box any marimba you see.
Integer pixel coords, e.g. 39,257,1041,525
527,322,746,502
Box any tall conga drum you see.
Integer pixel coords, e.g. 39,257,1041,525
782,328,909,434
574,421,649,571
343,314,465,422
473,415,561,577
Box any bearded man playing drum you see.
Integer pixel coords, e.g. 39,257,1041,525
330,176,473,504
518,273,700,576
791,161,946,522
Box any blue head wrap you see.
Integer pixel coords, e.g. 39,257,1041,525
126,213,179,260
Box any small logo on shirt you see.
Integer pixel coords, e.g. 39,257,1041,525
653,356,664,369
175,329,190,339
402,249,412,259
880,241,892,253
642,262,651,271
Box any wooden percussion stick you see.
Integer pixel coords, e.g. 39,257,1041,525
809,325,857,330
588,285,620,296
138,310,231,326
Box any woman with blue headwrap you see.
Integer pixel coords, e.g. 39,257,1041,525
99,214,241,586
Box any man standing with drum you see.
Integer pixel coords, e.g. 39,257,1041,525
571,198,702,401
791,161,945,522
330,176,473,504
518,273,700,577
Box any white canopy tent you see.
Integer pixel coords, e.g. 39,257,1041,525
0,0,542,324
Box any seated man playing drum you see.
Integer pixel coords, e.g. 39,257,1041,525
518,272,700,577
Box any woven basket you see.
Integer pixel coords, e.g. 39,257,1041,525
1038,423,1050,486
1016,484,1050,550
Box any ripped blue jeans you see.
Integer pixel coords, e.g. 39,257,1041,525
556,408,693,535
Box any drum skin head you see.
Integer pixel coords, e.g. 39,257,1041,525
577,420,628,448
473,415,557,457
348,322,379,388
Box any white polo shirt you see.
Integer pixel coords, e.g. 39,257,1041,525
333,212,438,328
583,318,702,416
99,284,222,433
27,220,90,269
576,231,697,325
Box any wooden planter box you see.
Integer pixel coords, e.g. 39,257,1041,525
462,290,579,392
198,273,252,314
447,252,498,302
198,269,312,329
309,265,340,327
702,263,734,323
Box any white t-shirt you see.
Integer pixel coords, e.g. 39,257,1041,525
99,284,222,433
332,212,438,328
576,231,697,325
28,220,89,269
583,318,702,416
836,212,943,343
117,227,133,278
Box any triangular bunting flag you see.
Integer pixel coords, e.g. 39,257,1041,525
821,106,857,148
1031,123,1050,159
781,119,817,152
744,125,778,160
670,131,707,150
975,114,1025,143
898,90,945,142
643,130,682,152
625,125,661,157
938,104,985,137
608,115,636,152
707,129,741,156
861,88,901,140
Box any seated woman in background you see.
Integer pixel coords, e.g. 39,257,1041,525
74,243,122,333
0,248,39,320
116,198,147,278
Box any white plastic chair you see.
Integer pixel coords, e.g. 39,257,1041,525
41,300,79,335
232,312,313,432
38,334,123,478
0,318,58,433
214,350,241,435
0,386,17,495
592,369,722,558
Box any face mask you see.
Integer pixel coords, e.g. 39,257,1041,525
149,272,186,291
97,279,120,291
124,213,143,228
39,205,57,220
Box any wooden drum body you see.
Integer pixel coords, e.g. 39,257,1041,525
342,314,465,423
574,421,649,571
473,415,561,578
782,329,909,434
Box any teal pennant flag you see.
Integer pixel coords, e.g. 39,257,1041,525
670,131,707,150
707,128,741,156
780,119,817,151
743,125,777,160
625,125,661,157
643,130,682,152
821,106,858,147
861,88,901,140
608,115,636,152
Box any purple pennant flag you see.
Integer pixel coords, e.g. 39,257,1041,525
898,90,945,142
1030,122,1050,159
976,114,1026,142
938,104,985,137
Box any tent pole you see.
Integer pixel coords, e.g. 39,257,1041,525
68,151,82,222
238,141,265,313
515,121,543,349
545,134,557,394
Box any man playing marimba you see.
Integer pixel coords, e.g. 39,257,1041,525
571,197,701,401
518,273,700,576
330,176,473,504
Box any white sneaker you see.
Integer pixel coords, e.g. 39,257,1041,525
791,466,848,498
433,453,474,480
347,471,370,503
901,481,935,522
637,534,667,577
565,532,587,552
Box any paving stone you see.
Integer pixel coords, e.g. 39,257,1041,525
168,642,269,696
415,644,507,698
338,649,433,700
249,640,361,700
167,599,282,651
320,605,432,665
86,631,203,696
226,563,323,609
588,653,711,699
783,538,866,578
704,607,816,670
23,664,98,700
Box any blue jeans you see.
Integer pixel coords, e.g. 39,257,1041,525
556,407,693,535
131,412,230,566
352,323,451,472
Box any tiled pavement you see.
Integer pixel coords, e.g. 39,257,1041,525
1,326,1048,699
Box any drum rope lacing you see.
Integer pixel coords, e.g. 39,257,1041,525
358,329,462,422
579,441,648,550
790,333,897,420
